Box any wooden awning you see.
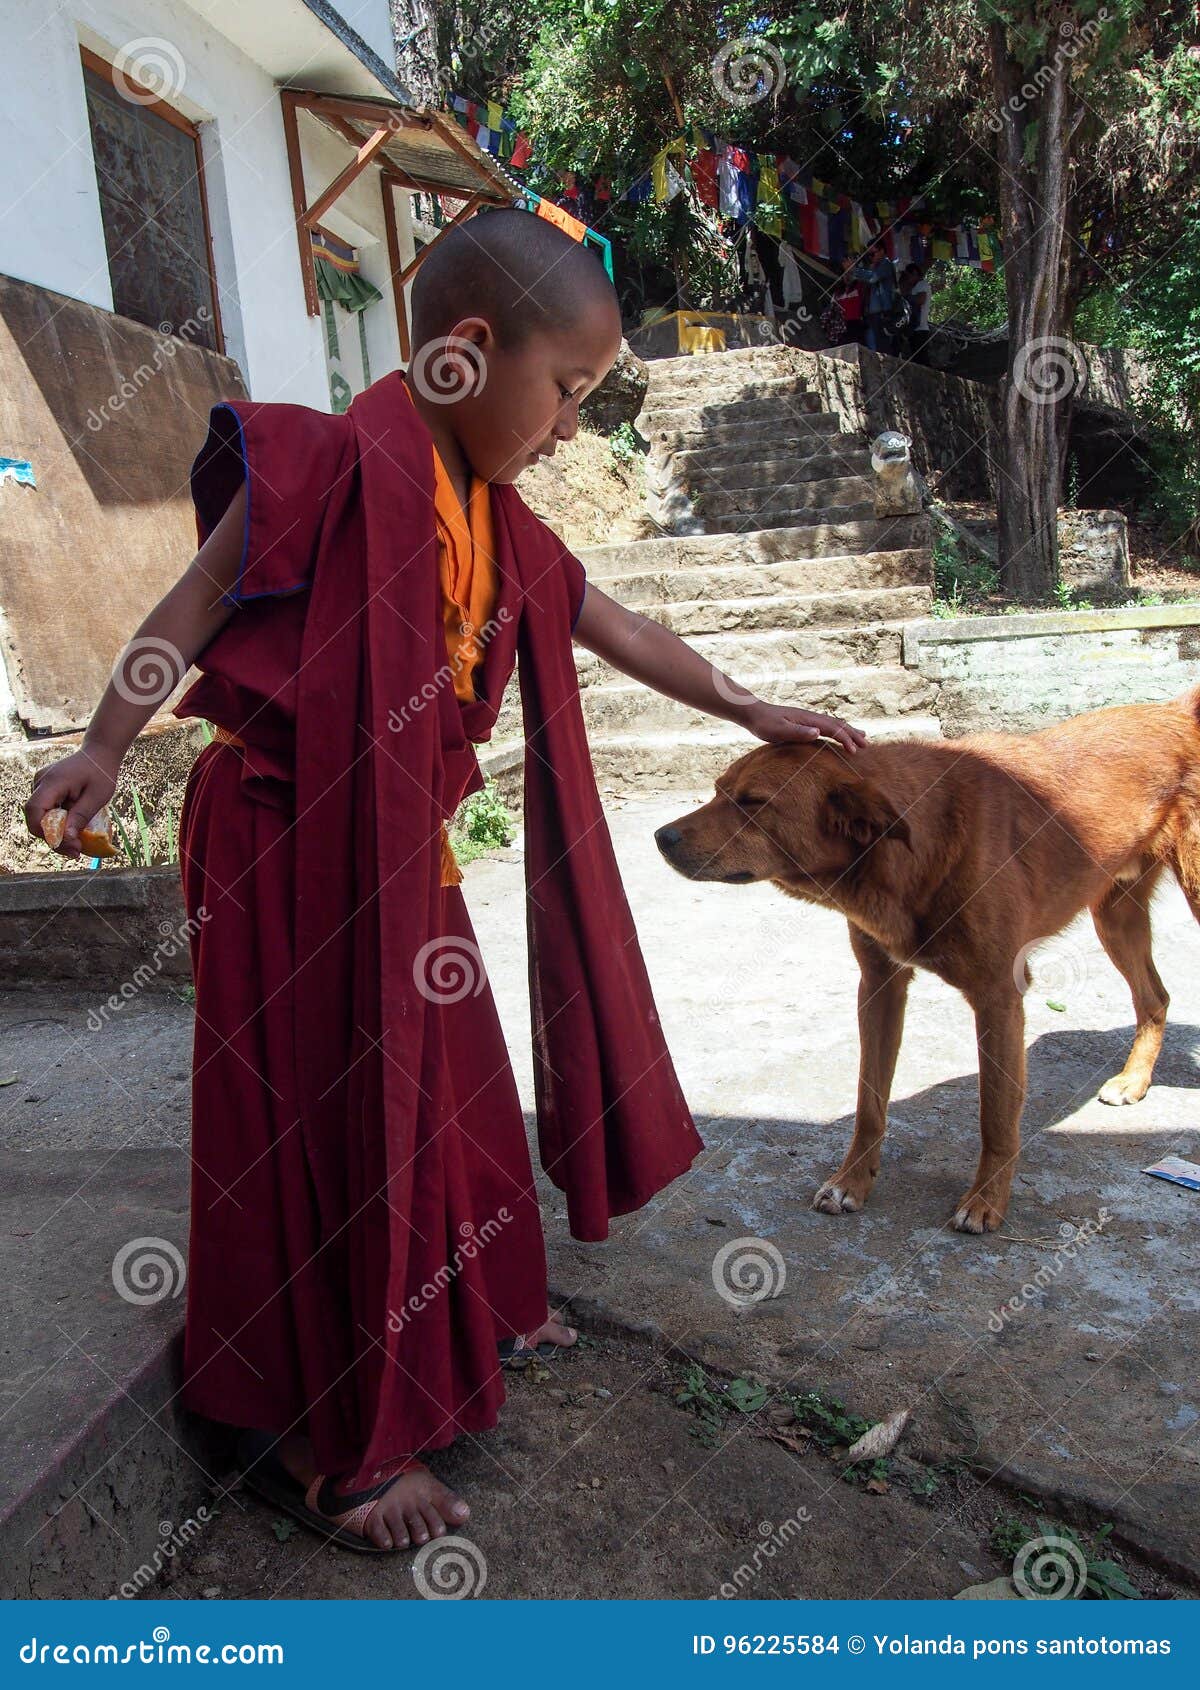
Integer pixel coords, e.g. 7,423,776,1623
280,90,517,359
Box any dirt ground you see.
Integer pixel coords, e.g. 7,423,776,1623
939,500,1200,606
149,1330,1189,1602
520,427,648,551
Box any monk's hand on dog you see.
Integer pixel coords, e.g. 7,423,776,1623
742,702,867,755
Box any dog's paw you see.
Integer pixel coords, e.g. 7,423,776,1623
813,1180,863,1216
952,1193,1004,1234
1098,1073,1149,1106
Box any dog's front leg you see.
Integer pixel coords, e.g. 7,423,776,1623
955,986,1026,1233
814,926,913,1216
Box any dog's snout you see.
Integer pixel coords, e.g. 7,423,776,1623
655,825,683,854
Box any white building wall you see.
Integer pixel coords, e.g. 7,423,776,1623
0,0,410,408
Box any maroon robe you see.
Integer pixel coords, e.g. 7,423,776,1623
174,372,701,1483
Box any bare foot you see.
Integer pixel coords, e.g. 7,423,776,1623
524,1312,578,1351
276,1434,469,1552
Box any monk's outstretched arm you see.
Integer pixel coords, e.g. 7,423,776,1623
25,483,248,856
571,581,866,755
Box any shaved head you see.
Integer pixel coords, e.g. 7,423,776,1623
410,206,618,349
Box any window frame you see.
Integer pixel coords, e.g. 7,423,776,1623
80,43,225,355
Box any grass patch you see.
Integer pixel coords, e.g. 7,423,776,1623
671,1363,944,1498
449,779,516,869
991,1510,1141,1600
931,529,999,618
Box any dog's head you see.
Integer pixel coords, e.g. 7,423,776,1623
654,743,911,893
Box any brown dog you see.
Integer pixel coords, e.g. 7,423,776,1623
656,687,1200,1233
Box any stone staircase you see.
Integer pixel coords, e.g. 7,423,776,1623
484,344,939,795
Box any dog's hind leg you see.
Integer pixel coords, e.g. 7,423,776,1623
1091,866,1170,1106
954,984,1026,1234
814,925,912,1217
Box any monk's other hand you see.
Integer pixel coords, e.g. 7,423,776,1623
741,701,868,756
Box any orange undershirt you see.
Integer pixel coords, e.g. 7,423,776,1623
432,446,499,887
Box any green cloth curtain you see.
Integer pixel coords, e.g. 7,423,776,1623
314,256,383,314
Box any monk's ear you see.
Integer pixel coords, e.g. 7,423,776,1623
823,780,912,851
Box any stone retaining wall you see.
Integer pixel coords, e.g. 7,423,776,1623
905,604,1200,735
0,863,190,989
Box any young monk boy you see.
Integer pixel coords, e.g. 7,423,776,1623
26,210,865,1555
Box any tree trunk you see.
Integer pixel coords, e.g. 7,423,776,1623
990,16,1082,601
390,0,442,104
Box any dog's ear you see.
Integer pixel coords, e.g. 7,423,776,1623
823,780,912,851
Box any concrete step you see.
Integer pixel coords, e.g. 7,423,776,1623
0,1137,220,1598
481,711,944,797
585,715,943,791
643,345,803,391
617,585,933,638
495,656,937,742
646,412,846,455
661,444,873,485
689,475,870,520
697,500,881,536
588,548,934,603
643,371,814,412
642,392,832,435
579,514,930,576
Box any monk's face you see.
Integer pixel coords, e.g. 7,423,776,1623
443,302,623,484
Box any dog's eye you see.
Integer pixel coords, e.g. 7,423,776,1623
734,795,766,811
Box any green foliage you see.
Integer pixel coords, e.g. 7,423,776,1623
1121,210,1200,556
111,783,171,868
608,421,642,464
450,779,516,867
992,1513,1142,1600
928,263,1006,331
931,529,998,616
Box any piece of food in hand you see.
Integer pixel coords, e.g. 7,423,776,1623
41,806,120,859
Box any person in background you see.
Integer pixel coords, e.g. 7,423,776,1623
826,260,865,346
853,241,898,352
900,262,933,364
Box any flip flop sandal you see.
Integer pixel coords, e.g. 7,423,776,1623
237,1429,424,1555
498,1328,578,1371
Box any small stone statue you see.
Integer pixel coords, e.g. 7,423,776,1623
870,430,922,516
